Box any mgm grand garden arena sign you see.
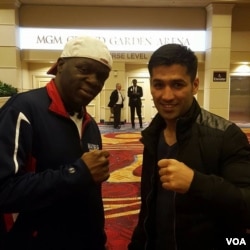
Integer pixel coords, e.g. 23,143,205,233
19,28,206,53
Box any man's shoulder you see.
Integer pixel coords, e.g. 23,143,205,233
6,88,46,103
197,109,233,131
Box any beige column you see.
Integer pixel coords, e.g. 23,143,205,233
204,4,234,119
0,0,21,90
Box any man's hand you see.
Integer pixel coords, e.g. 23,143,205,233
81,150,110,184
158,159,194,193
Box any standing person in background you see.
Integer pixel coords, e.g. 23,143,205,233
128,43,250,250
108,83,124,129
0,36,112,250
127,79,143,128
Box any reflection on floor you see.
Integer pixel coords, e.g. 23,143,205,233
99,122,148,134
230,111,250,125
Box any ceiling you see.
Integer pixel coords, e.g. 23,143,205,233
16,0,250,8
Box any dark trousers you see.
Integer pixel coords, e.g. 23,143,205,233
130,105,142,127
113,104,122,128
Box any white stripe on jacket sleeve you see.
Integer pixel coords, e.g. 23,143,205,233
14,112,30,173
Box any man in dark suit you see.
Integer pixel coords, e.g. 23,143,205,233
127,79,143,128
108,83,124,129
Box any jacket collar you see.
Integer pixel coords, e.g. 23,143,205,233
141,98,201,152
176,98,201,136
46,79,91,124
46,79,68,118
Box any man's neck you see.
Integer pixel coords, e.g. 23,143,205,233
68,107,84,119
164,124,177,146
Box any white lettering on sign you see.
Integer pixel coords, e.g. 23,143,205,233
19,28,206,52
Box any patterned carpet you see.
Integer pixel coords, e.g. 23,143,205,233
100,125,143,250
242,127,250,142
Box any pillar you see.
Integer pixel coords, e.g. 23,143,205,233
0,0,21,90
204,4,234,119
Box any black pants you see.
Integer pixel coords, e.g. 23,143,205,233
130,105,142,127
113,104,122,128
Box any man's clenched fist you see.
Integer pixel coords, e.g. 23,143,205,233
82,150,110,184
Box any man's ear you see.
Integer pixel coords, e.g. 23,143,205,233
192,77,199,95
57,58,65,73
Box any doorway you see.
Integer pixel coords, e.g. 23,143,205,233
229,76,250,124
127,77,157,125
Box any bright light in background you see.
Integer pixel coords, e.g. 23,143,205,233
19,28,206,52
235,65,250,74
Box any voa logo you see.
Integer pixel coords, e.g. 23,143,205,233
226,238,246,246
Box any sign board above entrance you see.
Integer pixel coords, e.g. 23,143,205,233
19,28,206,52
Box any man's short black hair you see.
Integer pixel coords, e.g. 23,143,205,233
148,44,198,82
